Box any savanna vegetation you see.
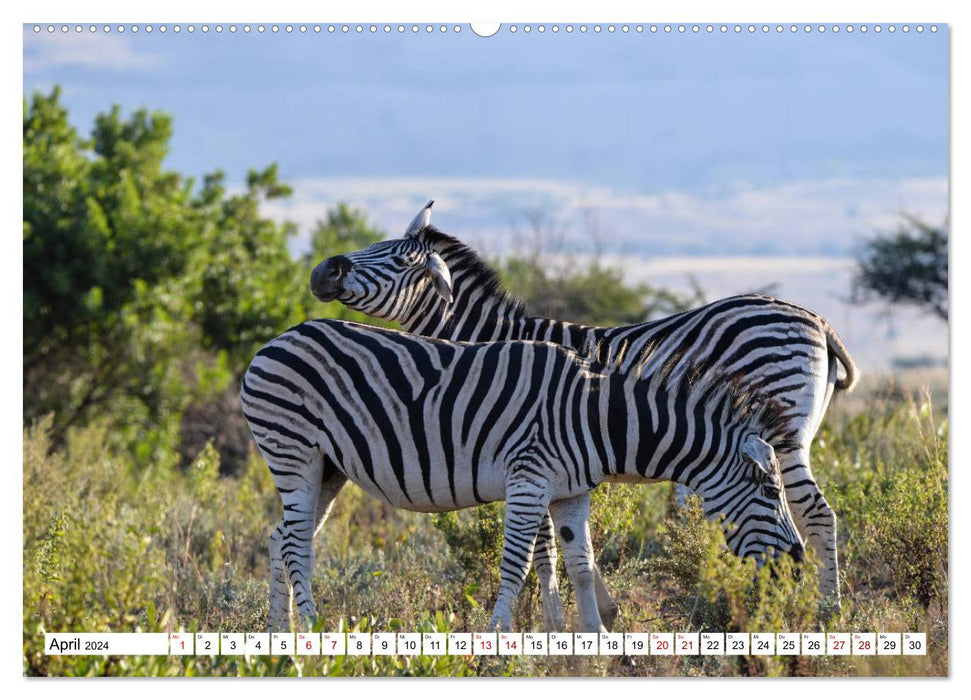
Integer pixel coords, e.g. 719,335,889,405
23,91,948,677
852,215,949,322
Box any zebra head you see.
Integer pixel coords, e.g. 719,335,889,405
310,201,453,320
706,434,805,565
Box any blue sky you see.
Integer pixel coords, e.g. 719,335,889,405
24,26,946,191
22,23,949,366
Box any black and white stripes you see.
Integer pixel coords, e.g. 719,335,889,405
243,316,804,633
309,202,858,614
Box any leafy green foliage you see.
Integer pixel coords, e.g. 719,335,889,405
23,89,309,469
655,497,818,636
869,463,947,611
821,390,948,615
304,201,385,265
853,215,948,320
22,417,479,677
431,507,504,601
495,211,704,325
589,482,668,570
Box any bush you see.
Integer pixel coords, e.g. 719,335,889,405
866,400,948,611
654,497,818,634
431,505,505,611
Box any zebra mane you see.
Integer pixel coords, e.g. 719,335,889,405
678,364,800,454
416,225,528,320
724,375,800,453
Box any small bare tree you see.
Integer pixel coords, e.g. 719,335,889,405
852,215,948,321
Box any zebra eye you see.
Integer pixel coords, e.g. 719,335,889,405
389,255,408,266
762,484,781,500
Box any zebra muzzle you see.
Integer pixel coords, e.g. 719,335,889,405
311,255,352,301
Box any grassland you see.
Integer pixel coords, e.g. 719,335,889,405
22,373,948,677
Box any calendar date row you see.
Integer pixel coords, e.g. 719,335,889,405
45,631,927,657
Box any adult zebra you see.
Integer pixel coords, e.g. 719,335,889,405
310,201,858,613
241,317,804,633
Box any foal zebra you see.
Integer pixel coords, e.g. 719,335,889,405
241,318,803,633
310,201,858,613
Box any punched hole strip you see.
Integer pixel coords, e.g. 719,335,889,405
31,23,940,35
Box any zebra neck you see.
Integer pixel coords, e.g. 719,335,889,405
409,227,603,346
399,288,452,338
404,287,597,347
404,286,527,342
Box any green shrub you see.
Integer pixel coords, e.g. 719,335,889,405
654,497,817,636
867,402,948,611
431,505,505,610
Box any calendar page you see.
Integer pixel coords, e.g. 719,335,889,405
21,3,949,680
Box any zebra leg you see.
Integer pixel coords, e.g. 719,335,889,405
269,465,346,632
594,566,619,630
299,465,349,628
488,473,552,632
268,456,325,632
538,511,616,629
549,493,606,633
268,521,292,632
314,462,349,537
280,507,321,630
533,511,565,632
778,447,841,613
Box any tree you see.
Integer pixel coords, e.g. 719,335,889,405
501,256,704,327
23,89,308,467
186,165,307,368
852,215,948,321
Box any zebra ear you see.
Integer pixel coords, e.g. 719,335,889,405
425,251,453,303
741,435,777,478
405,200,434,238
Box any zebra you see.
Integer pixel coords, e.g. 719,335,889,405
309,201,858,614
241,317,804,633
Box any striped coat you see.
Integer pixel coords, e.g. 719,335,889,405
242,318,803,632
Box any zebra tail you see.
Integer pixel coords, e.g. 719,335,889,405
824,322,859,393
